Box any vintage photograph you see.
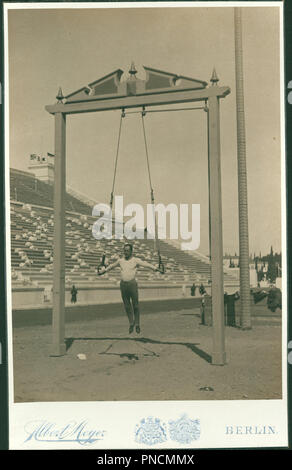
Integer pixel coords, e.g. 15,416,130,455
6,1,284,414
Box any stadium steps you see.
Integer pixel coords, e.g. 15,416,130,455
10,169,240,288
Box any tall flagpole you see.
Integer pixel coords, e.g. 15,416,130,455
234,7,251,329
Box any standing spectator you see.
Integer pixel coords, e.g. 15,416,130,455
71,284,78,304
43,285,52,303
199,283,206,296
190,283,196,297
267,287,282,312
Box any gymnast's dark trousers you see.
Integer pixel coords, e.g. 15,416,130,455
120,279,140,327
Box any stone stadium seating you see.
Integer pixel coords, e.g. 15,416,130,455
10,169,92,215
10,168,238,291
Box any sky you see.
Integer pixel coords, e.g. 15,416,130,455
6,3,283,256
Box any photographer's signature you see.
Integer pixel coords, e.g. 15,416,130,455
24,420,105,446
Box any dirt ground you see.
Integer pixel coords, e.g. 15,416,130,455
12,304,282,402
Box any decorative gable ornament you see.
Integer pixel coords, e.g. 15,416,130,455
64,64,208,104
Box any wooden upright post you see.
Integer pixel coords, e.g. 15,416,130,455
50,112,66,356
208,93,226,365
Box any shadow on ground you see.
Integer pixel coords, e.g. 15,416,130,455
65,336,212,363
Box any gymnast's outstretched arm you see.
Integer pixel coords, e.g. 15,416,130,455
137,259,160,272
104,260,119,272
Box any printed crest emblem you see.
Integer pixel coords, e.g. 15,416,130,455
168,414,200,444
135,417,167,446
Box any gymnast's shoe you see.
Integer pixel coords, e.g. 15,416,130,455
129,324,134,334
135,326,141,334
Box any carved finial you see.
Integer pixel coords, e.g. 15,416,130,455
56,87,64,102
210,68,219,86
129,61,137,78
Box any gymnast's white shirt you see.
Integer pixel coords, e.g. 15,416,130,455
119,257,139,282
119,257,153,282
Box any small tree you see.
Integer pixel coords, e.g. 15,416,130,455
267,246,277,283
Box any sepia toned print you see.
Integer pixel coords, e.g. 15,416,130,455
4,1,287,450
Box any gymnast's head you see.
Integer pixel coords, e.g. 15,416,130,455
124,243,133,259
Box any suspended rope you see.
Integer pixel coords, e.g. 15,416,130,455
99,106,165,275
141,108,154,204
98,109,124,275
140,107,165,274
110,108,125,209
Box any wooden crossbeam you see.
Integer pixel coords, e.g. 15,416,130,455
45,86,230,115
